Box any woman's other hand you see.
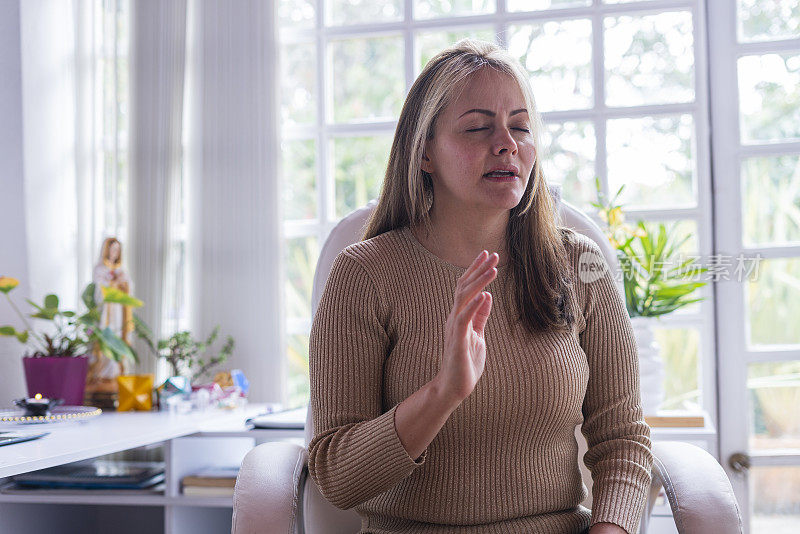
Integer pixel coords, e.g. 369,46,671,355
434,250,497,404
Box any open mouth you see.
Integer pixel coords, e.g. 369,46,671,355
483,170,517,180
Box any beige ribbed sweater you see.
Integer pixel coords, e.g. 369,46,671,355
308,226,653,534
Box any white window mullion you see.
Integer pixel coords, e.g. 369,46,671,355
591,7,608,203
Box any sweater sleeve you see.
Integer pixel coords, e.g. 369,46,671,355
307,250,427,510
576,238,654,534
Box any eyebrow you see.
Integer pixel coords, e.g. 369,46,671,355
458,108,528,119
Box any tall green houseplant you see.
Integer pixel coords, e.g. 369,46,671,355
591,179,707,318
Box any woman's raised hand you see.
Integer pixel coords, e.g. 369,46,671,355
435,250,497,404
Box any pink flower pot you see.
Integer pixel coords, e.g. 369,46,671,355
22,355,89,406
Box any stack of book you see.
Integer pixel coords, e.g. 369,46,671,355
5,460,164,494
181,466,240,497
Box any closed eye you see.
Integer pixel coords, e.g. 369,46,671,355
466,127,530,133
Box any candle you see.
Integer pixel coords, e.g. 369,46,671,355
13,394,62,417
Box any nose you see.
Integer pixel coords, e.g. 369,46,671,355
492,127,518,156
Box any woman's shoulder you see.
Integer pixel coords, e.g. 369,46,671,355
559,227,604,260
338,227,411,276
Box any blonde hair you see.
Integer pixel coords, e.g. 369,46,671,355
363,39,574,334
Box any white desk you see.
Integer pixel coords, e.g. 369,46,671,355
0,407,713,534
0,404,304,534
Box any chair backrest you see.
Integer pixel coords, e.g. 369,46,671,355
301,184,619,532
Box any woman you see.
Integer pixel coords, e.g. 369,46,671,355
308,39,652,534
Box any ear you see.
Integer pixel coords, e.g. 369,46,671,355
421,149,434,174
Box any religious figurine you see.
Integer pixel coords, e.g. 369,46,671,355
84,237,134,408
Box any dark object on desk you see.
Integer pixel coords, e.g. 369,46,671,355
246,405,306,430
13,395,63,417
12,460,165,489
0,430,50,447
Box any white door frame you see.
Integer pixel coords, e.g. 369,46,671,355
707,2,800,532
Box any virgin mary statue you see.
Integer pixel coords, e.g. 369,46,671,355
85,237,134,407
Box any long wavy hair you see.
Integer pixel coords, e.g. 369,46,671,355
362,39,575,335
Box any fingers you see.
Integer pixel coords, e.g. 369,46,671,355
455,291,491,336
454,253,499,312
460,251,498,288
461,250,488,282
472,291,493,336
454,264,497,315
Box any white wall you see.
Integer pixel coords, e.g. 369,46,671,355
0,0,29,403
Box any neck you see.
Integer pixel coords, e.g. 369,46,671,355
415,201,510,268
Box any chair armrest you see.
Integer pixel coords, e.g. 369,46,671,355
232,441,308,534
650,441,743,534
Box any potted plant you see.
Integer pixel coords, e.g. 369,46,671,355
132,316,234,408
592,179,707,413
133,317,234,382
0,276,143,405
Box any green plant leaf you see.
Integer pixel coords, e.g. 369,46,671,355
62,311,76,317
16,331,29,343
0,325,17,336
30,310,57,320
96,326,137,363
82,283,97,309
44,294,59,309
101,286,143,307
132,314,157,354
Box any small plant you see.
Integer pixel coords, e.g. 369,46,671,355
0,276,142,362
133,316,234,383
591,179,707,318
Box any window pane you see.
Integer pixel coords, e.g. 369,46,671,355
750,465,800,534
414,0,495,20
278,0,315,29
604,11,695,107
285,236,318,320
607,114,696,209
508,0,590,12
748,361,800,450
747,259,800,347
330,36,405,123
508,19,593,112
738,53,800,143
326,0,402,26
542,120,595,211
654,327,701,411
742,154,800,247
287,333,311,408
117,57,129,138
281,42,316,126
332,135,393,217
417,28,495,74
738,0,800,43
281,139,317,221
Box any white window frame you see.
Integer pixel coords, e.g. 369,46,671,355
279,0,717,424
708,0,800,528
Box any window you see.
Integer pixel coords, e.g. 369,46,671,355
91,0,187,369
95,0,130,247
277,0,713,413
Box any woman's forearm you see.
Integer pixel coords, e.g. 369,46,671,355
395,376,462,460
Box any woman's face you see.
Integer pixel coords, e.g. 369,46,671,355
422,68,536,214
108,241,121,263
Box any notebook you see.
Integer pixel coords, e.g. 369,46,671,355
12,460,165,489
246,405,306,430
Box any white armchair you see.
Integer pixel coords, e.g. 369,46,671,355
232,187,743,534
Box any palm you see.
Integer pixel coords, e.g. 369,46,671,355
466,326,486,380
